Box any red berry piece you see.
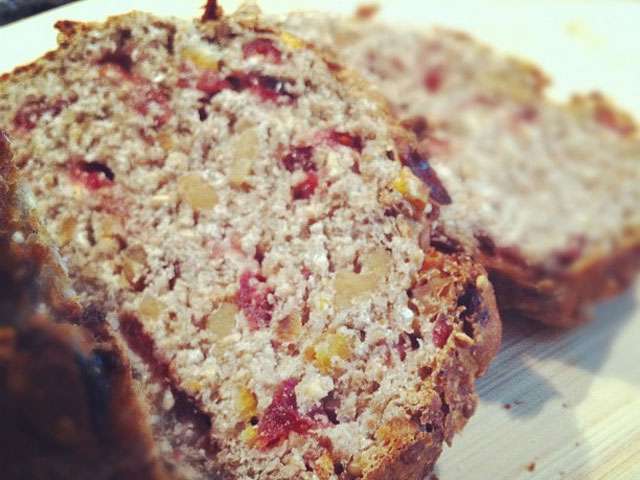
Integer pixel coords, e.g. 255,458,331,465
594,104,635,136
292,172,318,200
242,38,282,63
402,148,451,205
257,378,314,449
69,159,115,190
328,131,363,153
282,146,315,172
432,319,453,348
196,70,231,95
236,271,273,330
423,66,444,93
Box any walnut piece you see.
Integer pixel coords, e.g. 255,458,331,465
178,173,218,210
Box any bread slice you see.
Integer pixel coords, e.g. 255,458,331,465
0,132,169,480
282,10,640,327
0,4,500,478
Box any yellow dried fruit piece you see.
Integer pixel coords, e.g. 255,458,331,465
240,425,258,445
138,295,165,319
208,303,238,337
313,333,351,374
392,166,429,210
182,47,219,71
280,31,304,49
157,131,173,151
315,452,335,480
183,379,203,395
229,128,258,186
333,270,379,310
276,313,302,342
58,216,77,245
235,387,258,420
178,173,218,210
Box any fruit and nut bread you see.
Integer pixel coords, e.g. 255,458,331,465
0,132,169,480
0,2,500,479
283,9,640,327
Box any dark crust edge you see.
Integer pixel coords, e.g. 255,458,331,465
483,234,640,328
0,133,170,480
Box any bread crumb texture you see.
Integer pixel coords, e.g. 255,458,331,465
0,6,495,479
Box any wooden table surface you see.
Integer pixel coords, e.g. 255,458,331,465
1,1,639,479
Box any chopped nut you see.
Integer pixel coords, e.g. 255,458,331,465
312,333,351,373
240,425,258,445
280,31,304,49
361,247,391,277
236,386,258,420
182,47,219,71
127,244,147,264
138,295,165,319
208,303,238,337
229,128,258,186
178,173,218,210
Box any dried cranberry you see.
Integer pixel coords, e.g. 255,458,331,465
282,146,315,172
13,97,68,131
432,319,452,348
196,70,230,95
69,160,115,190
515,105,538,123
236,271,273,329
257,379,314,449
402,148,451,205
251,75,292,103
242,38,282,63
98,50,133,73
423,66,444,93
328,131,363,152
292,172,318,200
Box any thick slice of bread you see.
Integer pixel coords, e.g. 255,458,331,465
0,4,500,479
0,133,168,480
283,11,640,327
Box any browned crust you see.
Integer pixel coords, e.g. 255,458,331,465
363,252,501,479
484,233,640,327
0,134,169,480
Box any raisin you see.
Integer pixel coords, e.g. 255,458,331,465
292,172,318,200
69,160,115,190
257,378,314,449
243,38,282,63
282,146,315,172
328,131,363,152
236,271,273,329
402,148,451,205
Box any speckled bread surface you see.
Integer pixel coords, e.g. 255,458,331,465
0,3,500,478
282,9,640,327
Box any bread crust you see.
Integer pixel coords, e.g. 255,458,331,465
0,133,169,480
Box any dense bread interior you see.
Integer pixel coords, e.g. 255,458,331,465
283,13,640,271
0,7,496,479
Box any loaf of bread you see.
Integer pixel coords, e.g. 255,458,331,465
0,3,500,478
0,132,169,480
282,10,640,327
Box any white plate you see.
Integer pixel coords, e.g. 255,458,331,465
1,2,639,479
